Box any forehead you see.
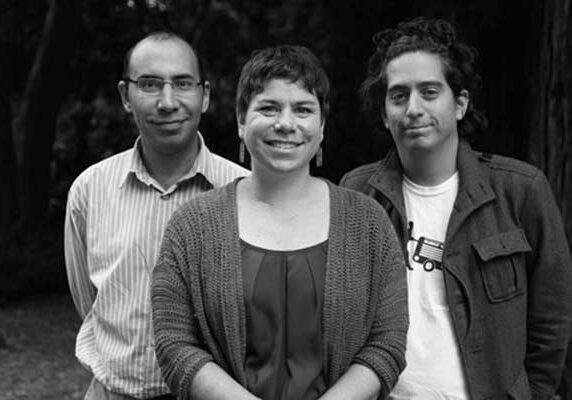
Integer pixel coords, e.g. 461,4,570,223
385,51,447,88
254,78,318,102
129,38,199,77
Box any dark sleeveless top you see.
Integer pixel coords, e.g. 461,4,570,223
240,239,328,400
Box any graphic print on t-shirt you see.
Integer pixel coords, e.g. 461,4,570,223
407,230,444,272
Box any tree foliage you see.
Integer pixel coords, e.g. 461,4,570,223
2,0,571,295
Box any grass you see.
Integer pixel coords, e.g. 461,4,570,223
0,293,91,400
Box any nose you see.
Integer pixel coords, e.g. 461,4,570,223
274,109,295,133
157,83,179,112
405,92,423,118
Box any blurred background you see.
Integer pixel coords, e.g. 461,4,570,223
0,0,570,398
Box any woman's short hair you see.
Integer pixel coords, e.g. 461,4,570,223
360,17,487,138
236,45,330,124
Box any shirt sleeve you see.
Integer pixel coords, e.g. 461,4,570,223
64,176,97,319
522,170,572,398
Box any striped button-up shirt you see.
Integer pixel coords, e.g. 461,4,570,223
64,133,248,399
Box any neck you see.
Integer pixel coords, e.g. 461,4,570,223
398,138,458,186
139,137,199,190
244,166,316,207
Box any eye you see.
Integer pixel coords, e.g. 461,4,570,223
138,78,162,92
422,87,440,99
257,105,279,116
388,91,407,104
174,78,196,91
295,106,314,116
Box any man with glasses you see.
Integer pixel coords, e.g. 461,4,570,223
64,32,248,400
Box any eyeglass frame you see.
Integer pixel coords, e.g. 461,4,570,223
123,76,205,95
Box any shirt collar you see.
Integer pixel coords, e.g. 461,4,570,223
118,132,217,189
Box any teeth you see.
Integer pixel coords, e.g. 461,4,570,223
268,141,299,149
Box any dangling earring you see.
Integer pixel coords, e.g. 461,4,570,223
315,147,323,168
239,141,245,164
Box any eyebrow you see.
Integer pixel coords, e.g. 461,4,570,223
387,80,445,91
255,97,319,105
137,73,197,80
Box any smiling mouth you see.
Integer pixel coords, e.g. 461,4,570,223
153,119,186,126
265,140,302,149
405,125,431,130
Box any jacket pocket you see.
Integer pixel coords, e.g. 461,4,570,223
507,367,531,400
473,229,531,303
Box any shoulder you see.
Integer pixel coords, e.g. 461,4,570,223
474,151,549,194
470,151,557,211
67,148,132,197
206,152,250,184
477,151,542,181
165,182,237,248
330,182,380,207
70,149,132,186
339,161,381,190
329,182,391,225
171,181,235,223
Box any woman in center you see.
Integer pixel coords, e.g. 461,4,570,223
151,45,408,400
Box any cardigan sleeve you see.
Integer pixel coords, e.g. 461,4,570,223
352,207,409,399
151,211,214,400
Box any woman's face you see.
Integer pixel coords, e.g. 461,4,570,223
238,78,324,176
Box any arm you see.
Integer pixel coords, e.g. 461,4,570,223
189,362,260,400
151,217,258,400
522,171,572,399
323,205,408,400
64,178,96,319
353,225,408,399
319,364,380,400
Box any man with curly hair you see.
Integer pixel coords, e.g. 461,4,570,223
341,17,572,400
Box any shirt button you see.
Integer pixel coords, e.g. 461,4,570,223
160,193,171,200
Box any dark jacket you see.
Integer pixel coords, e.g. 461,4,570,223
340,140,572,400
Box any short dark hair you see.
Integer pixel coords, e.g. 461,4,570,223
236,45,330,124
361,17,486,138
122,31,207,82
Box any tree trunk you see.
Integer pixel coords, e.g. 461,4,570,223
0,86,19,227
15,0,81,223
523,1,572,398
0,8,20,227
525,0,572,237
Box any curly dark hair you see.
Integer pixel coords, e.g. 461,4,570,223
236,45,330,124
360,17,487,139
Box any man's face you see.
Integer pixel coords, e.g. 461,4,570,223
383,51,468,156
118,38,210,156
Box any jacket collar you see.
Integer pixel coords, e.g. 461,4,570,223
366,140,496,224
446,140,496,240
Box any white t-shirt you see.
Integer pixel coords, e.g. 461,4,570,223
389,172,470,400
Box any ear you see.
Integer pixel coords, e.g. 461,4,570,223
237,114,245,141
201,81,211,113
118,81,132,113
382,115,389,130
380,106,389,129
456,89,470,120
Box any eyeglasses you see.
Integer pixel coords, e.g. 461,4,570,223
124,76,203,95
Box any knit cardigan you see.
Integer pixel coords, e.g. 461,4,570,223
151,179,408,400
